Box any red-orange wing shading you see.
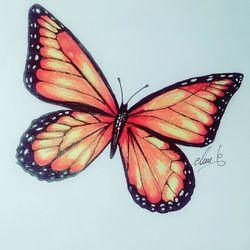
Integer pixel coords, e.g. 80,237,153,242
119,125,195,213
127,73,243,146
24,4,118,116
16,110,113,181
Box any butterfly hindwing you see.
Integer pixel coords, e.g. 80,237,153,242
25,4,118,115
119,125,195,213
128,73,243,147
17,110,113,181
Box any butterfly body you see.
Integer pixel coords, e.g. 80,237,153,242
110,103,128,158
17,4,243,213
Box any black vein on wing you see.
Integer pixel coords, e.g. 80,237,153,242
128,87,217,117
127,111,205,136
129,128,160,194
127,129,144,192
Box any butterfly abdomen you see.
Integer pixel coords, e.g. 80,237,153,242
110,104,128,158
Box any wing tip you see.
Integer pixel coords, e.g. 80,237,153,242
28,4,53,21
29,4,46,13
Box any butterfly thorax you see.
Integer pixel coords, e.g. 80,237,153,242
110,103,128,158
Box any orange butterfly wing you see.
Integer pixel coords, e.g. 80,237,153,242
119,125,195,213
119,72,243,212
17,110,113,180
25,4,118,115
127,73,243,146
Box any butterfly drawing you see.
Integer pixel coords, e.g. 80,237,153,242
17,4,243,213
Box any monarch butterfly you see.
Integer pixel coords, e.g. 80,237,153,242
17,4,243,213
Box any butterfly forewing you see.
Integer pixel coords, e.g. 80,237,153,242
127,73,243,147
25,4,118,115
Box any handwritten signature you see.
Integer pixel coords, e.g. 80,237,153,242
194,145,226,172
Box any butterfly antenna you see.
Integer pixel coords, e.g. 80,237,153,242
117,77,124,104
126,84,149,104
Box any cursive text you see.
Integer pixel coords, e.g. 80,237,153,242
194,145,226,172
